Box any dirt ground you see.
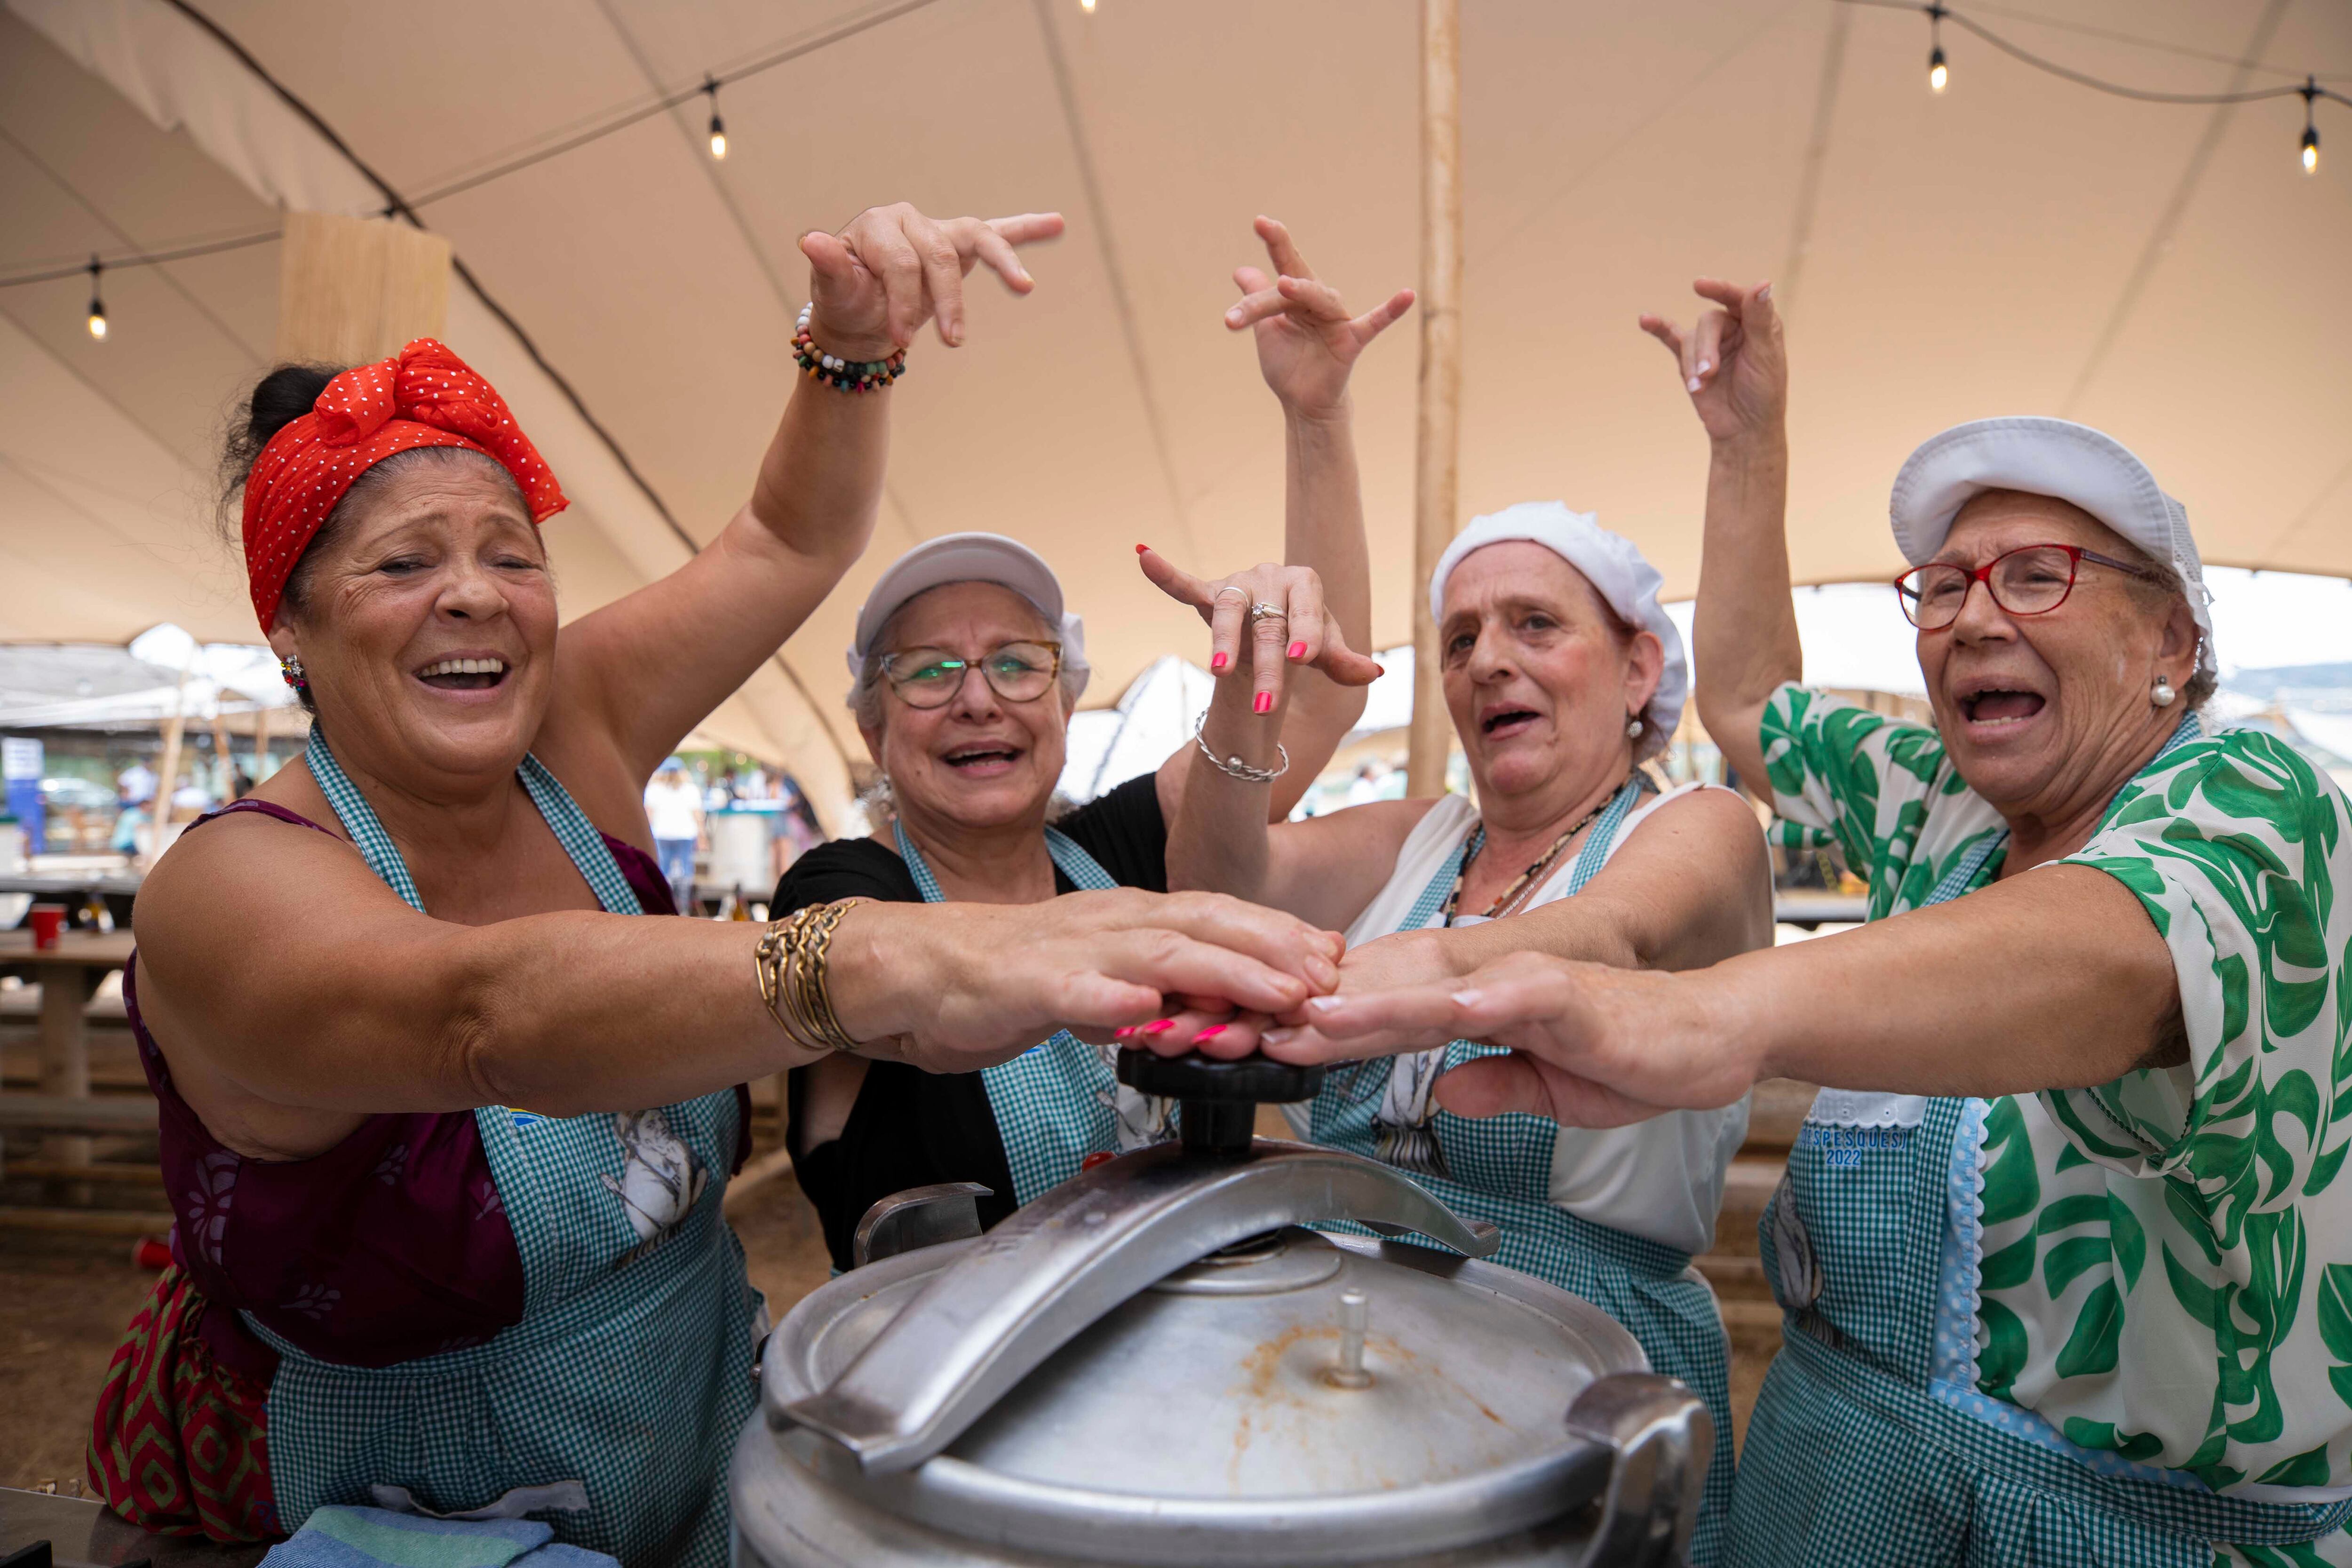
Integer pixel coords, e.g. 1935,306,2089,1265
1,1170,1774,1492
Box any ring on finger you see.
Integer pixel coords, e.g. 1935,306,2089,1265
1248,602,1287,621
1214,585,1251,603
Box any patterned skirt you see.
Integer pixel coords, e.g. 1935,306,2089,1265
87,1264,281,1543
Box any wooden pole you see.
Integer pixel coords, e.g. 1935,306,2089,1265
145,651,196,867
1406,0,1465,798
276,213,451,366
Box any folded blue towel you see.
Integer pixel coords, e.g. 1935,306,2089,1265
260,1506,619,1568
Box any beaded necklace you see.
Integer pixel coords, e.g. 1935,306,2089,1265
1442,787,1619,924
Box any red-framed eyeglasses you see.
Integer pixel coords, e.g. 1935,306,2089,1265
1894,543,2159,630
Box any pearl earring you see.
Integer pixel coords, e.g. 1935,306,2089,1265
2151,675,2176,708
1626,715,1644,739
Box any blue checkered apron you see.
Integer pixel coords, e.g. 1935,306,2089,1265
893,820,1168,1205
248,729,760,1567
1307,779,1740,1566
1733,717,2352,1566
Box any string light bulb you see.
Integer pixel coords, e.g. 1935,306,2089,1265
85,257,106,341
2303,80,2322,175
1925,3,1949,94
1081,0,1097,12
704,76,727,161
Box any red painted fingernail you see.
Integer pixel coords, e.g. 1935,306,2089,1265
1287,641,1306,660
1192,1025,1227,1044
1136,543,1149,554
1081,1150,1117,1171
1144,1019,1175,1034
1211,653,1228,672
1254,691,1273,714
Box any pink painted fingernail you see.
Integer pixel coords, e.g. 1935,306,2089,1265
1696,359,1712,375
1254,691,1273,714
1144,1019,1175,1034
1192,1025,1227,1044
1287,641,1307,660
1686,377,1703,393
1211,653,1229,672
1115,1026,1137,1040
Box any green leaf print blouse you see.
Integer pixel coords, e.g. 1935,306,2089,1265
1763,682,2352,1495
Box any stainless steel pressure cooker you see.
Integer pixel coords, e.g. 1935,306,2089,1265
731,1051,1711,1566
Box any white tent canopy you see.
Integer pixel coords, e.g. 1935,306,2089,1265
5,0,2349,828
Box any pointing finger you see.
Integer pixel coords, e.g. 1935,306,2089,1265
985,212,1067,248
967,222,1035,294
1351,287,1416,342
1225,286,1289,331
1136,545,1216,619
1255,215,1314,281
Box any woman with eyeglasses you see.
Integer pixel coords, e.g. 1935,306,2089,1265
776,218,1404,1266
1265,279,2352,1567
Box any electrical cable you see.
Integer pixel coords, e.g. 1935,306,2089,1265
0,0,951,291
1841,0,2352,109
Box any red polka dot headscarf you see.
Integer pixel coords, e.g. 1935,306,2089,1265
239,338,568,631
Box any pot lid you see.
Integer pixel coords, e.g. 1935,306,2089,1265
755,1137,1653,1564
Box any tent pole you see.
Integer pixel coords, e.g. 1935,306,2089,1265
147,652,195,868
1406,0,1464,798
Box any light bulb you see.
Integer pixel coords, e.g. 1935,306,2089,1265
87,302,107,340
2303,125,2320,175
1929,47,1948,94
708,119,728,160
1081,0,1097,12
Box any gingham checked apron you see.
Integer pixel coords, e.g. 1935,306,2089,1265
1307,777,1740,1568
1733,717,2352,1566
894,820,1174,1205
249,730,759,1567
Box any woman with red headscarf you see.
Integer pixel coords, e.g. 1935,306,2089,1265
83,203,1344,1567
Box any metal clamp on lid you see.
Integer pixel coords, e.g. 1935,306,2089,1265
773,1131,1500,1473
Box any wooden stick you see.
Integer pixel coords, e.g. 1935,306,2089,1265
0,1205,173,1237
1406,0,1465,798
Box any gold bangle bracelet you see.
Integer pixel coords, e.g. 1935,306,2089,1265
755,901,865,1053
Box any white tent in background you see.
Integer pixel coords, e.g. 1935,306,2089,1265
6,0,2352,826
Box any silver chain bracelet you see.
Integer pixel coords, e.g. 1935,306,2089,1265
1191,710,1289,784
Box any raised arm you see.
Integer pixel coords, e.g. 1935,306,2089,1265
1239,216,1408,795
552,205,1065,789
1638,279,1799,791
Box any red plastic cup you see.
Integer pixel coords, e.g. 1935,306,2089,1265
131,1235,173,1271
28,904,65,950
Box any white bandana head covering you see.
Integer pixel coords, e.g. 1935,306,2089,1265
1889,416,2215,677
1428,501,1687,761
844,532,1089,703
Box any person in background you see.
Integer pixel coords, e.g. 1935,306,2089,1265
1151,501,1773,1564
1271,279,2352,1567
87,201,1337,1567
118,758,158,812
776,217,1403,1266
643,755,705,912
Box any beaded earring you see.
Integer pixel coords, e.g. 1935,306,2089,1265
279,656,307,693
1626,715,1644,739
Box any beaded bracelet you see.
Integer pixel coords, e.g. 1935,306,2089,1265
754,899,865,1052
793,303,906,393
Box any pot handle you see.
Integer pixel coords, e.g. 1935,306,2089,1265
1565,1373,1713,1568
772,1139,1499,1473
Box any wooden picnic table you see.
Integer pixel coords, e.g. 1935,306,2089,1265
0,929,142,1204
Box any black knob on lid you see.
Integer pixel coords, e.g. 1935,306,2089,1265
1116,1050,1324,1156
